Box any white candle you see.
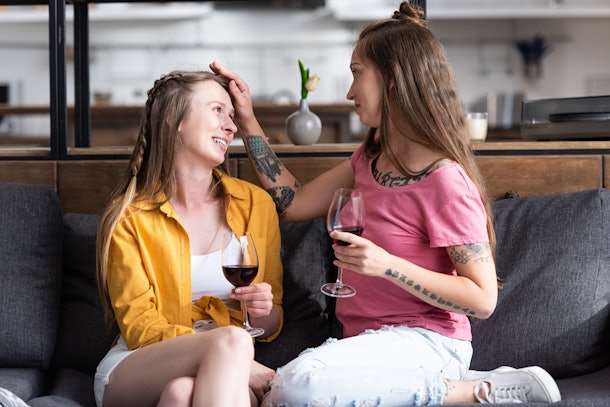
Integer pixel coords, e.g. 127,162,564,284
465,112,488,141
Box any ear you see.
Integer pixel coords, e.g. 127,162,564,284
168,115,181,133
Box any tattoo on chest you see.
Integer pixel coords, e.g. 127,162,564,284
246,135,283,182
372,166,429,187
384,268,477,317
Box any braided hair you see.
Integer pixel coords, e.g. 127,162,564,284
96,70,230,321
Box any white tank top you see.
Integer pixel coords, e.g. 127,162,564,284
191,250,238,309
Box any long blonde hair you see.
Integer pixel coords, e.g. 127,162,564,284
358,2,496,255
96,70,230,321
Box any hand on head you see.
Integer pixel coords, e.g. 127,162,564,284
210,61,256,125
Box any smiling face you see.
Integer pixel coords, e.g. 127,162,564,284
346,49,384,128
176,80,237,169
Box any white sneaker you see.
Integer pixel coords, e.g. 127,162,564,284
473,366,561,404
0,388,30,407
463,366,515,381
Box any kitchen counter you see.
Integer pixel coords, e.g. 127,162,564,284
0,103,359,146
1,141,609,213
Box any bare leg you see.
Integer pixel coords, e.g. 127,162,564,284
157,377,195,407
249,360,275,401
442,379,478,404
103,326,254,407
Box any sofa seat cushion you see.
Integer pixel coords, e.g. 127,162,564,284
471,189,610,378
0,183,63,369
0,367,49,402
28,368,96,407
556,364,610,401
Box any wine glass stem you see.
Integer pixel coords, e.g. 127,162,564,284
334,267,345,289
240,300,253,330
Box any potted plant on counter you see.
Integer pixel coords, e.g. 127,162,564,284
285,59,322,145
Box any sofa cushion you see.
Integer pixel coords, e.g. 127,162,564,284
52,214,119,374
0,183,63,369
0,367,49,402
29,368,96,407
255,218,339,369
471,189,610,378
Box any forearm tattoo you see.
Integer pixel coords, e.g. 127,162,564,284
267,186,294,219
244,135,297,218
245,135,282,182
384,268,477,316
449,243,492,264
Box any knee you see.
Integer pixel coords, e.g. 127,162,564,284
267,356,335,406
209,326,254,360
280,354,327,385
158,377,194,407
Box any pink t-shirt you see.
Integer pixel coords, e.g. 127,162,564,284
336,145,489,341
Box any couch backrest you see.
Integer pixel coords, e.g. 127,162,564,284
52,213,119,374
471,189,610,379
255,218,340,369
0,183,63,369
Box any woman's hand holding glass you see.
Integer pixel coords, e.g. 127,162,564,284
322,188,365,298
329,229,393,279
222,232,266,337
229,282,274,319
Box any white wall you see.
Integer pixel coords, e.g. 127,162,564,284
0,4,609,134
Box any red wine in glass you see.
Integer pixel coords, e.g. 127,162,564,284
222,265,258,287
332,226,363,246
221,232,265,337
322,188,364,298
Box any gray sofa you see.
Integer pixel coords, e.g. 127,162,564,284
0,182,608,407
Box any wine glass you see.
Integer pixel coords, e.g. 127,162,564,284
321,188,365,298
221,231,265,338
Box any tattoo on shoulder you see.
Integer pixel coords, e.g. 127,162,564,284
449,243,491,264
268,186,295,219
245,135,283,183
384,268,477,317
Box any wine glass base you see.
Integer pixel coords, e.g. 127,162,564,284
321,283,356,298
245,327,265,338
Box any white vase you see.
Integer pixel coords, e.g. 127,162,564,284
285,99,322,145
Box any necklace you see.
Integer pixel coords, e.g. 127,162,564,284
200,178,225,255
403,157,446,177
203,219,222,255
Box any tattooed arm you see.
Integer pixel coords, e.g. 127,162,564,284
330,229,498,318
211,61,355,222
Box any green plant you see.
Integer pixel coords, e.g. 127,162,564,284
298,59,320,100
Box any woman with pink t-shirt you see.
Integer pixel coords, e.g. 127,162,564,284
212,2,560,405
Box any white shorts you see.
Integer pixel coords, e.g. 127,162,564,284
93,336,137,407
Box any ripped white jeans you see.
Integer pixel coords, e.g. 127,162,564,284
263,325,472,407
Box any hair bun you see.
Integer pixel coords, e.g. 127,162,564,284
392,1,426,27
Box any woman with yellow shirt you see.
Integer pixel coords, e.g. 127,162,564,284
94,71,283,407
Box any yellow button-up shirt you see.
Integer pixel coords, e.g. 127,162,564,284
107,171,283,350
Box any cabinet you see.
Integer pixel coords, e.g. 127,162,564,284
1,141,608,213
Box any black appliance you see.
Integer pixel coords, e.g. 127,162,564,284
521,95,610,140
